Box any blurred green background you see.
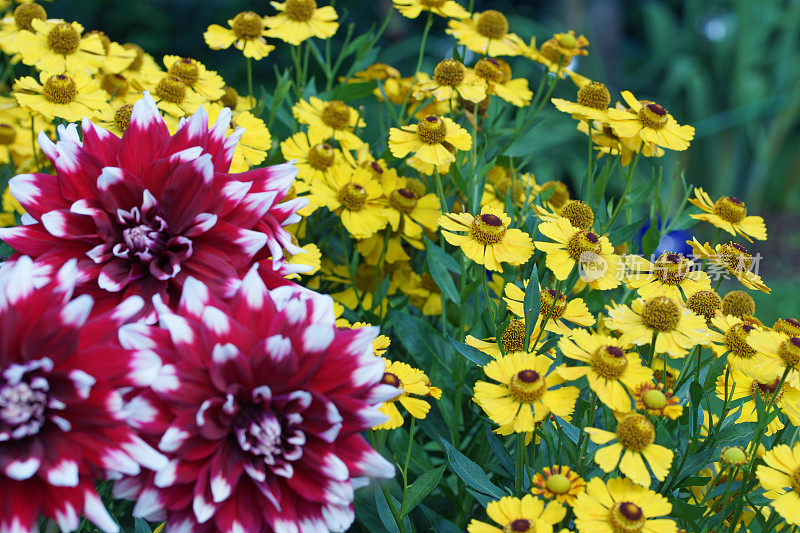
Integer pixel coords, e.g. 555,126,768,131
46,0,800,320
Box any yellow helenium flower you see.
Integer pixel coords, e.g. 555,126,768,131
688,187,767,242
0,3,48,56
82,31,137,75
503,280,595,336
607,90,695,151
17,19,105,73
480,166,539,210
204,11,275,60
284,242,321,279
392,0,469,20
163,55,225,100
534,218,620,290
574,477,676,532
293,97,365,150
205,104,271,172
466,494,566,533
748,328,800,375
552,80,611,122
716,367,800,435
625,251,712,302
118,43,164,86
311,164,389,239
380,168,440,239
532,200,595,231
473,351,579,434
530,465,586,507
439,205,533,273
446,10,524,57
577,117,665,167
687,237,771,293
413,59,486,103
630,381,683,420
473,57,532,107
144,75,207,118
585,413,674,485
466,320,550,360
324,262,395,313
605,297,709,358
541,31,589,62
757,444,800,526
707,314,780,374
395,269,441,316
374,359,435,430
14,71,109,122
280,130,345,184
357,229,420,265
389,114,471,165
557,329,652,412
264,0,338,45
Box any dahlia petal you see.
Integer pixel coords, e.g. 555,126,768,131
41,209,97,239
183,213,218,237
0,225,59,259
158,426,191,453
8,173,67,218
45,459,79,487
339,435,395,479
68,369,95,399
132,487,164,520
167,105,210,156
102,448,140,476
83,489,120,533
118,322,158,350
122,434,169,471
129,349,179,392
5,457,40,480
109,295,145,324
96,167,144,211
98,261,137,292
38,128,58,161
80,118,121,166
322,504,355,532
178,276,210,318
154,459,178,488
59,294,93,327
53,500,80,532
158,311,196,346
193,494,216,524
303,323,334,353
159,154,214,231
57,123,82,145
208,445,243,504
119,92,169,176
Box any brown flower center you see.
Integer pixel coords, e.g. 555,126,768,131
637,101,668,130
337,182,367,211
433,59,466,87
474,57,511,83
577,82,611,110
219,86,239,109
42,74,77,104
713,196,747,224
752,378,784,404
14,3,46,31
470,213,507,244
416,115,447,144
0,124,16,145
504,519,532,533
500,319,526,353
380,372,401,388
123,43,145,71
101,73,129,98
559,200,594,230
640,296,680,332
508,369,545,403
539,289,567,320
616,414,655,451
609,501,645,532
389,188,418,213
46,22,80,55
718,243,753,275
686,290,722,321
307,143,335,170
778,337,800,368
721,290,755,318
155,76,187,104
590,345,628,380
284,0,317,22
475,10,509,39
724,322,757,359
566,230,602,261
114,105,134,133
653,252,692,285
774,318,800,336
720,446,748,467
321,100,351,130
419,0,447,6
231,11,264,39
790,467,800,493
168,57,200,87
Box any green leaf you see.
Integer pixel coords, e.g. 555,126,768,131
522,265,539,351
392,312,449,364
439,437,505,499
485,422,514,475
641,217,661,256
400,464,446,516
423,236,460,272
425,237,460,304
610,215,648,244
690,381,704,409
375,489,401,533
134,518,151,533
448,335,491,367
329,80,378,101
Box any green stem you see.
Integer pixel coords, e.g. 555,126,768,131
246,56,254,109
381,485,406,533
514,433,526,495
30,115,40,172
603,149,642,233
398,12,433,124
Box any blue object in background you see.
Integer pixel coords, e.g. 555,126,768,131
636,219,692,257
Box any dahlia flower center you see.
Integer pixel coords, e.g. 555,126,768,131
219,85,240,109
123,224,166,256
114,104,134,132
609,502,645,532
47,22,80,55
508,369,545,403
774,318,800,336
718,243,753,274
590,345,627,380
471,213,507,244
101,73,130,97
474,58,510,83
476,10,509,39
307,143,335,170
559,200,594,229
504,519,531,533
238,409,283,458
566,230,602,262
433,59,466,87
0,359,54,441
500,319,526,353
686,290,721,321
638,102,668,130
321,101,351,130
642,389,667,410
14,3,46,31
616,414,655,452
539,288,567,320
389,188,418,213
155,76,187,104
653,252,691,284
168,58,200,87
285,0,317,22
0,124,17,145
232,11,264,39
640,296,680,332
778,337,800,368
724,323,757,359
43,74,78,105
713,196,747,223
337,182,367,211
577,82,611,110
722,290,755,318
545,473,571,494
417,115,447,144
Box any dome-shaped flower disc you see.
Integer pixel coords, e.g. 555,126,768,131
0,256,167,532
0,92,306,320
113,266,397,532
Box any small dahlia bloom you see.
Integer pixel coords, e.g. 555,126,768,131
0,257,167,533
115,268,396,532
0,92,306,320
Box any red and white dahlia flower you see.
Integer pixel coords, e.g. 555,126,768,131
114,266,396,532
0,256,167,532
0,92,306,320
